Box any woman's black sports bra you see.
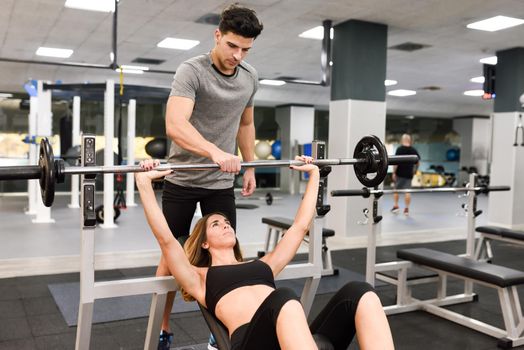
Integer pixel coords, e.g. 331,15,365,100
205,260,276,315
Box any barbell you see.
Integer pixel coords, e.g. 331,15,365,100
0,135,418,207
331,185,511,198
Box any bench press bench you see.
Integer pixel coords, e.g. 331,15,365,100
259,217,338,276
475,226,524,261
397,247,524,348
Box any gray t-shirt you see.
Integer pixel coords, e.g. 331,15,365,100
166,53,258,189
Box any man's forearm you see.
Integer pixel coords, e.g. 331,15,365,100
237,123,255,162
167,119,220,159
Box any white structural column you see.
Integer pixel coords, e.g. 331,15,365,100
32,81,54,223
101,80,117,228
126,99,137,207
488,112,524,227
26,96,38,215
275,105,315,194
488,47,524,229
326,100,386,237
69,96,81,208
324,19,388,238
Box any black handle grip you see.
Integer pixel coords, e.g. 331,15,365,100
482,186,511,193
0,166,41,180
387,155,419,165
331,188,371,198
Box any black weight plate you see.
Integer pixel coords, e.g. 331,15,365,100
353,135,388,187
39,138,56,207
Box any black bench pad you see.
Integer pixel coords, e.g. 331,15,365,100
476,226,524,241
262,217,335,237
397,248,524,288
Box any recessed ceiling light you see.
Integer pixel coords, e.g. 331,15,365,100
64,0,115,12
384,79,398,86
36,47,73,58
260,79,286,86
470,76,485,83
157,38,200,50
121,64,149,71
463,89,485,96
480,56,497,65
467,15,524,32
298,26,334,40
388,89,416,97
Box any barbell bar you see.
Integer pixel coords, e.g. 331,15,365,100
331,185,511,198
0,135,419,207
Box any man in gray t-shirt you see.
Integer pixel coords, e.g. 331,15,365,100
156,5,263,349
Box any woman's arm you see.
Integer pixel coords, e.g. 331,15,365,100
261,157,320,275
135,162,202,298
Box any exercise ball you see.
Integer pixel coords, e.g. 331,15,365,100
446,148,460,161
255,140,272,159
145,138,168,159
271,140,281,160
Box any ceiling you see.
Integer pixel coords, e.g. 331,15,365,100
1,0,523,117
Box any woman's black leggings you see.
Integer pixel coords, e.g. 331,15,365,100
230,281,375,350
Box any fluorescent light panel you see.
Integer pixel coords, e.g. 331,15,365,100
121,64,149,71
480,56,497,65
384,79,398,86
464,89,485,96
470,76,485,83
260,79,286,86
157,38,200,50
0,93,13,98
298,26,334,40
36,47,73,58
115,68,144,75
467,15,524,32
388,89,416,97
64,0,115,12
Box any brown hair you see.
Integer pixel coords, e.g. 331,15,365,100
219,4,263,39
181,212,243,301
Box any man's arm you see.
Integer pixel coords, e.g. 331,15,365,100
165,95,241,172
237,106,256,195
237,106,255,162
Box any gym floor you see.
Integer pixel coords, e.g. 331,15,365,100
1,190,513,349
1,240,524,349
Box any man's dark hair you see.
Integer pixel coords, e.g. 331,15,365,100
219,4,263,39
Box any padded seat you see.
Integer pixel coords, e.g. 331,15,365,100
261,217,335,237
397,248,524,287
477,226,524,241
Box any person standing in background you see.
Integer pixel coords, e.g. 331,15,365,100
391,134,420,216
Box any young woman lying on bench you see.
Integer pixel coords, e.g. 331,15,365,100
136,157,394,350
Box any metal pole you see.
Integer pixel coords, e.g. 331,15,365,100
126,99,136,207
366,196,377,286
332,186,511,196
101,80,117,229
69,96,81,208
61,155,417,175
0,155,419,180
26,95,38,216
320,20,332,86
32,80,54,224
110,0,118,70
